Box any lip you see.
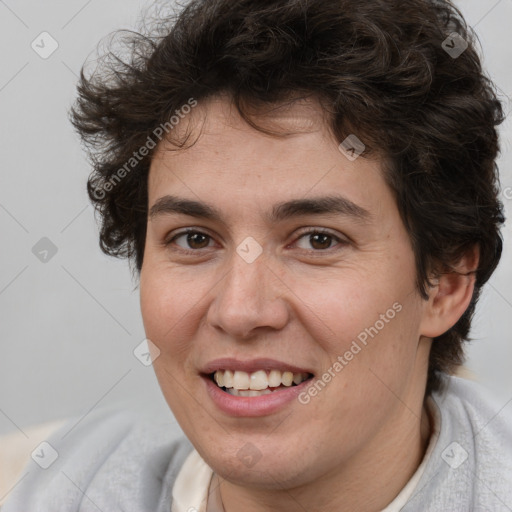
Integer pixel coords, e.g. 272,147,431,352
202,374,313,417
200,357,314,374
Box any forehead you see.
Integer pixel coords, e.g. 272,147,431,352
153,95,334,161
147,95,392,224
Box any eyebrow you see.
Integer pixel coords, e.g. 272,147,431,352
149,194,372,224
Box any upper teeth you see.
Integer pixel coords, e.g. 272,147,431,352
213,369,309,390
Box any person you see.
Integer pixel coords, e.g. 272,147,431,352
3,0,512,510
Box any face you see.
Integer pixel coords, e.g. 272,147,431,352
140,95,432,489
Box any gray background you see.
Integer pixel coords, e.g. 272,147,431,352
0,0,511,437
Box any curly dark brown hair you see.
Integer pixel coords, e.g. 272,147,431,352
70,0,506,394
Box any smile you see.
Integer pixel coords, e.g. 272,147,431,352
211,369,312,396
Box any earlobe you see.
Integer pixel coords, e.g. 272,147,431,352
419,245,480,338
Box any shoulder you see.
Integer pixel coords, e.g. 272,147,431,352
405,375,512,511
436,375,512,444
2,406,193,512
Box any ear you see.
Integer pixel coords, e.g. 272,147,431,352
419,244,480,338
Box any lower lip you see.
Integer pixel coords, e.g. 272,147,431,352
202,375,312,417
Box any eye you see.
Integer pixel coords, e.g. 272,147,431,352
164,227,348,255
165,229,215,252
292,229,348,251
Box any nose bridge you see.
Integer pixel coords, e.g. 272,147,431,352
207,249,288,338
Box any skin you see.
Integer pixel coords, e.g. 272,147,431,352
140,95,478,512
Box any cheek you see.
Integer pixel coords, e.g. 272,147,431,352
289,266,403,351
139,268,201,414
139,265,202,355
295,258,422,387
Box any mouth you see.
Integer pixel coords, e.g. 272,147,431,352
200,359,316,416
205,369,314,397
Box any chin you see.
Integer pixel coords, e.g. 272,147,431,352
202,446,316,489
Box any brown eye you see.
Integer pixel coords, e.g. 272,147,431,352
167,230,214,251
308,233,334,250
185,232,210,249
294,229,346,251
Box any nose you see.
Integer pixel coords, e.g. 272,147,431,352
206,251,289,340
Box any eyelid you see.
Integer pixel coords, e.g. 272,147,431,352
293,226,348,240
164,227,218,249
290,227,349,251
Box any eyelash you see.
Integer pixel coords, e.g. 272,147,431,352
164,227,348,255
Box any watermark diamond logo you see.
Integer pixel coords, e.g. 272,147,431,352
32,237,58,263
236,237,263,264
442,32,468,59
31,441,58,469
338,134,365,161
441,441,468,469
31,32,59,60
133,338,161,366
236,442,262,468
